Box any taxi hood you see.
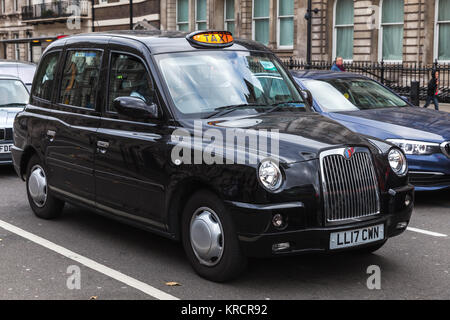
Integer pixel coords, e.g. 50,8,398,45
177,112,380,164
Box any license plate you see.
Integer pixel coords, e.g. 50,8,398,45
0,144,13,154
330,224,384,250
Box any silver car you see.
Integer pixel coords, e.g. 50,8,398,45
0,75,29,164
0,60,36,92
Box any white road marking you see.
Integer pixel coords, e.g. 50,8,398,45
407,227,448,238
0,219,179,300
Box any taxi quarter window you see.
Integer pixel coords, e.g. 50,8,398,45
59,50,102,109
32,51,60,101
107,53,154,112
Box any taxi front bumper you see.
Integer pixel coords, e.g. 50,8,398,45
226,185,414,258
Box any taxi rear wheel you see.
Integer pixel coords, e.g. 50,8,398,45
181,190,247,282
26,155,64,219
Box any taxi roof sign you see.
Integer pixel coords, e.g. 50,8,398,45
187,31,234,48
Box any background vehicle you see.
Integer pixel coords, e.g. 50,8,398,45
12,31,414,282
0,60,37,92
0,75,29,164
292,70,450,191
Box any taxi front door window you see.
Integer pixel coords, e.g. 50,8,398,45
108,53,155,112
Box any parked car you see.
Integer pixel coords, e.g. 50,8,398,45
292,71,450,191
0,75,29,164
12,31,414,282
0,60,37,92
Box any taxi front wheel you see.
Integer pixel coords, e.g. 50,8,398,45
26,155,64,219
181,190,247,282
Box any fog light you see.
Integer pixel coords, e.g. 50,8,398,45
396,222,408,229
272,214,285,228
405,194,412,207
272,242,290,252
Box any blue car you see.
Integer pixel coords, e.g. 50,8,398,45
291,70,450,191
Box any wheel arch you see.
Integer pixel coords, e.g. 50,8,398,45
166,177,221,241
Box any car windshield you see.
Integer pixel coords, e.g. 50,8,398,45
155,51,305,118
302,78,408,112
0,79,29,107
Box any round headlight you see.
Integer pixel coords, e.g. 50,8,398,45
388,148,408,176
258,160,283,191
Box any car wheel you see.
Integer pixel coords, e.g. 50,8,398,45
181,190,247,282
26,155,64,219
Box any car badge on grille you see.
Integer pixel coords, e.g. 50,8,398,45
343,147,355,160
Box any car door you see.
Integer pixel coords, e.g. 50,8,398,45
45,43,106,203
95,43,168,229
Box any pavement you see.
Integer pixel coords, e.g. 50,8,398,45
0,165,449,300
419,102,450,113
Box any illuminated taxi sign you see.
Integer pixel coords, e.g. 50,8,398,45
187,31,234,48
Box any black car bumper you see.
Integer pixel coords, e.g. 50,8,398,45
10,145,24,178
227,185,414,258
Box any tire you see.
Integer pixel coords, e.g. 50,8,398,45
181,190,247,282
26,154,64,219
353,240,387,254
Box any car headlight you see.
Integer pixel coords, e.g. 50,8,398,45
258,160,283,191
387,139,440,155
388,148,408,176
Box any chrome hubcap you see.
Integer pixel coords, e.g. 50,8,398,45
28,165,47,208
190,207,224,267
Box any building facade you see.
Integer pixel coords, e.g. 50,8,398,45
160,0,450,64
0,0,161,62
1,0,448,64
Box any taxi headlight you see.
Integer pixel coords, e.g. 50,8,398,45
387,139,440,155
258,160,283,191
388,148,408,177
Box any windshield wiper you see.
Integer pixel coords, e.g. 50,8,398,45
265,101,305,113
204,103,263,119
0,103,27,108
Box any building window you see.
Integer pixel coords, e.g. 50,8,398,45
333,0,354,60
196,0,207,30
277,0,294,48
14,0,18,12
1,0,5,14
379,0,404,62
253,0,270,45
436,0,450,61
224,0,235,34
177,0,189,31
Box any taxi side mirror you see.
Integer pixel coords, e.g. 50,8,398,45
113,96,159,119
300,89,313,107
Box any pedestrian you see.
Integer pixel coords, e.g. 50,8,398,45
331,57,346,72
423,70,440,111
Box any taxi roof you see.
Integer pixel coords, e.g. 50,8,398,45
50,30,272,55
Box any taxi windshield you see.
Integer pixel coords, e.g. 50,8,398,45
155,51,305,118
0,79,29,108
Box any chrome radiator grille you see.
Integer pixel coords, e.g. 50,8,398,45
320,148,380,223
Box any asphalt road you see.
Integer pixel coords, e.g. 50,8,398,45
0,165,449,300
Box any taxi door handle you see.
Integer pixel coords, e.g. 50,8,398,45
47,130,56,141
97,141,109,154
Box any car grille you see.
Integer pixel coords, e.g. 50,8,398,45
320,148,381,223
0,128,13,141
441,142,450,158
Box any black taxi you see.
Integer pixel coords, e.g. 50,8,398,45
12,30,414,282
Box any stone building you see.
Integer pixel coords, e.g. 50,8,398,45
159,0,450,64
0,0,33,60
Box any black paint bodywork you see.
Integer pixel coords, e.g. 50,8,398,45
12,31,414,257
